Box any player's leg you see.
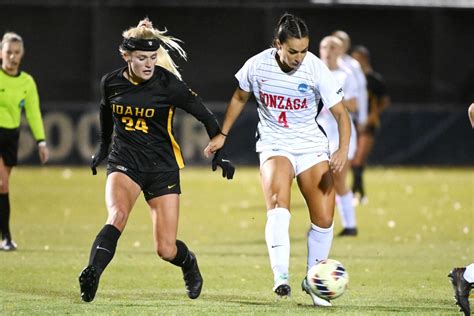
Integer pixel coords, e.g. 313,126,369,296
352,131,374,204
79,171,141,302
146,170,203,299
351,134,364,201
448,263,474,315
297,160,334,268
260,154,294,297
297,160,334,306
0,129,18,251
0,157,14,251
333,162,357,237
147,193,202,299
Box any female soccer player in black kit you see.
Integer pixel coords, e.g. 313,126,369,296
78,18,234,303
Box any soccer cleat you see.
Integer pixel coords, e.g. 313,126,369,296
274,284,291,297
448,267,472,316
1,239,17,251
79,265,100,302
273,274,291,297
337,228,358,237
182,252,203,299
301,276,332,307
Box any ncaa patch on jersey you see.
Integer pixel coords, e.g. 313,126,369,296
298,83,309,93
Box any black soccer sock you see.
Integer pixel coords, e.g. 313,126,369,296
169,240,193,270
0,193,11,240
359,166,366,197
351,166,363,195
88,224,121,274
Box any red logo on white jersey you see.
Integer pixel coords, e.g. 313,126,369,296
259,92,308,110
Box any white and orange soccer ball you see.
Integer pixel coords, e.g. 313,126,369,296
306,259,349,301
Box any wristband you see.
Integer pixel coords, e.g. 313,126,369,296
219,131,228,137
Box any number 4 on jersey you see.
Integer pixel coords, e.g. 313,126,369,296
278,111,289,128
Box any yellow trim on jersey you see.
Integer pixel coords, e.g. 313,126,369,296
167,106,184,168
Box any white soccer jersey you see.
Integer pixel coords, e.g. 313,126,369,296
236,48,343,154
317,68,358,159
339,54,368,125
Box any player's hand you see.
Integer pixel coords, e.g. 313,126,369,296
204,134,226,158
212,149,235,180
90,144,109,175
329,148,348,173
37,141,49,164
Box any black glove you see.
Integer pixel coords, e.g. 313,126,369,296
212,149,235,180
90,143,109,175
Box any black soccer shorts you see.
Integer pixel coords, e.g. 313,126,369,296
107,163,181,200
0,127,20,166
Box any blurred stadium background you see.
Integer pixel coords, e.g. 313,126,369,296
2,0,473,166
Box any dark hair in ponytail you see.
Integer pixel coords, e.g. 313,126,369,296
273,13,309,47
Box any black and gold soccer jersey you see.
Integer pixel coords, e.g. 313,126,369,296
366,71,388,129
98,66,220,172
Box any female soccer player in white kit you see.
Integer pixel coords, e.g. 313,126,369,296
332,30,370,205
204,13,351,306
318,36,359,236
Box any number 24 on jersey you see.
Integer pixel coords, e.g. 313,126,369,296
122,116,149,133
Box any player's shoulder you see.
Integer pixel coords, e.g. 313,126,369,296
152,66,188,92
339,64,357,80
244,48,275,66
10,71,39,91
153,65,182,83
301,52,327,75
16,71,36,85
339,55,359,69
304,51,319,62
101,67,125,85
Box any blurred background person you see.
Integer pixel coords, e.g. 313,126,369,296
351,45,390,204
332,31,369,205
332,31,368,129
0,32,49,251
318,35,359,237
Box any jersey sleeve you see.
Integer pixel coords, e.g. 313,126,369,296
234,57,254,92
342,70,359,101
172,79,221,139
317,60,344,109
98,75,114,145
23,75,46,142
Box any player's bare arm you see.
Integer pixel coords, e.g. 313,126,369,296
204,88,250,157
329,101,351,172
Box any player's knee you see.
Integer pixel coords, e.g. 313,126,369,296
269,193,289,209
315,213,334,228
156,242,175,261
106,207,129,230
0,180,8,193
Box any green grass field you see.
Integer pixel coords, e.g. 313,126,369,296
0,166,472,315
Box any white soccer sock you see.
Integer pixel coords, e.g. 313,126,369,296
337,191,356,228
335,195,347,228
265,207,291,283
307,222,334,271
464,263,474,283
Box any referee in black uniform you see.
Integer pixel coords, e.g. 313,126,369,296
79,18,234,303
